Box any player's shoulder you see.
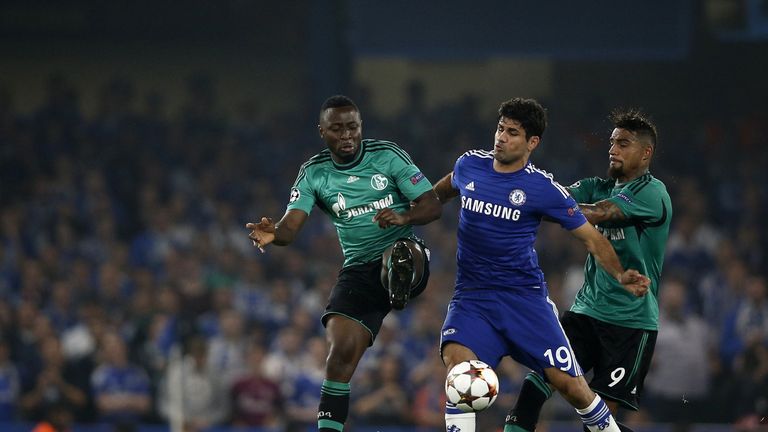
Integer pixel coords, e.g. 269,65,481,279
648,173,669,192
567,176,613,191
523,163,566,184
521,163,572,199
626,173,669,197
363,138,414,164
295,149,333,182
300,149,333,169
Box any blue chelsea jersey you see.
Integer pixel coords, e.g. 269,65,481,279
451,150,587,292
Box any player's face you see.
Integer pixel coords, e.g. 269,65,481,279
493,117,538,166
607,128,651,180
319,107,363,163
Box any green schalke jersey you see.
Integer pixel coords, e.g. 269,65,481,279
567,173,672,330
286,139,433,267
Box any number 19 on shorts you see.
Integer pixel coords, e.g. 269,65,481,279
544,347,573,372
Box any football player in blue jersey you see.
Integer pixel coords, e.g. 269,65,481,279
433,98,650,432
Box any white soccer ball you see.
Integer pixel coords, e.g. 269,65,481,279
445,360,499,412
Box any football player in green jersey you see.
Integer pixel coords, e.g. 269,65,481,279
246,95,441,432
506,109,672,432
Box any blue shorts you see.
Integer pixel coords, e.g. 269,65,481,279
440,288,582,378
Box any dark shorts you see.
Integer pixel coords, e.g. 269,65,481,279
321,239,430,345
560,311,657,410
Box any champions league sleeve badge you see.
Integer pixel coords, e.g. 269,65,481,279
289,188,301,203
508,189,526,206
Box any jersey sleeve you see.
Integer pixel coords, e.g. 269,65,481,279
565,177,600,203
388,148,434,200
540,179,588,231
285,165,316,214
607,181,665,223
450,154,465,189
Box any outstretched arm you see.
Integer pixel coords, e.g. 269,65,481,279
569,222,650,297
433,172,459,203
246,209,308,252
578,200,626,225
372,189,442,228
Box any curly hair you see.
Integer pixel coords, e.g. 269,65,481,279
610,108,658,149
497,98,547,140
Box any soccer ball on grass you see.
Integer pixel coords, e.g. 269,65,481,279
445,359,499,412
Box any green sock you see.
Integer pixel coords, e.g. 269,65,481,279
318,379,350,432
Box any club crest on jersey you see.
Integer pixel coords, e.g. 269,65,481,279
508,189,526,206
371,174,388,190
289,188,300,203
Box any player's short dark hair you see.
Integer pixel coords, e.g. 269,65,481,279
498,98,547,140
319,95,359,119
610,108,658,149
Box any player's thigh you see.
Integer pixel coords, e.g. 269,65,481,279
441,342,478,371
321,261,391,346
560,311,600,373
591,320,658,411
440,293,507,369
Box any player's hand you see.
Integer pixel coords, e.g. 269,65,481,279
372,208,409,228
246,217,276,253
619,269,651,297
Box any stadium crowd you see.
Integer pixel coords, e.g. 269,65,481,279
0,74,766,431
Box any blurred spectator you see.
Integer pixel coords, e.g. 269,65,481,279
722,276,768,426
157,336,228,431
358,315,405,373
90,332,151,425
0,338,19,421
61,301,108,363
665,211,717,287
696,240,745,326
409,354,447,430
206,309,248,386
284,336,327,432
230,342,283,428
352,354,410,427
263,327,304,389
19,336,88,422
44,280,78,333
720,276,768,368
645,278,711,428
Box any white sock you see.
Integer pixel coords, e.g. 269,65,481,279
445,412,475,432
575,394,620,432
